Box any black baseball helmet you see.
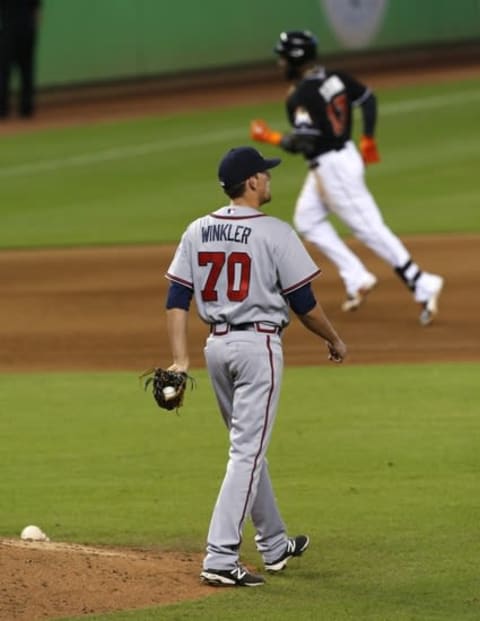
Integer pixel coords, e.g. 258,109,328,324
274,30,318,66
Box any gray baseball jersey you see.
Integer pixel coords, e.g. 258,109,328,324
166,204,321,327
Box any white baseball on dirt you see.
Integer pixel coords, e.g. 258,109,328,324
20,525,50,542
162,386,176,400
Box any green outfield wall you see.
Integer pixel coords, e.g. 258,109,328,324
36,0,480,87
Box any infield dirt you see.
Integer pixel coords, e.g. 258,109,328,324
0,236,479,374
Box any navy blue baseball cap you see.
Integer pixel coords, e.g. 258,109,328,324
218,146,281,189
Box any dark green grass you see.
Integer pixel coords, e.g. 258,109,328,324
0,78,479,248
1,363,479,620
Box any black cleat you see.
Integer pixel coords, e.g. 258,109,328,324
200,564,265,587
265,535,310,572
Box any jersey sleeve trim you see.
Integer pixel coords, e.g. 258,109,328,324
353,87,371,106
166,273,193,289
281,269,321,295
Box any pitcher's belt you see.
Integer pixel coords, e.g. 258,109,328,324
210,322,282,336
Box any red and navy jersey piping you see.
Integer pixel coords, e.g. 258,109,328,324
282,269,321,295
166,273,193,289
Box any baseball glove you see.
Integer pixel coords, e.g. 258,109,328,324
141,368,193,412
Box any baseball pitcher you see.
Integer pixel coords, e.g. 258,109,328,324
165,146,346,586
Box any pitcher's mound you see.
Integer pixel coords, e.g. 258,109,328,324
0,538,216,621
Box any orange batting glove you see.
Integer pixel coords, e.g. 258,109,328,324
359,135,380,164
250,119,283,146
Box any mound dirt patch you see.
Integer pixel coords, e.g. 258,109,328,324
0,538,216,621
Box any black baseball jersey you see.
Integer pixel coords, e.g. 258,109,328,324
285,67,371,157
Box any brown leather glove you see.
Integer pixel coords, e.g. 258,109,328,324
142,368,193,412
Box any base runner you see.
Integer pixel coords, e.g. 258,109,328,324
251,30,444,325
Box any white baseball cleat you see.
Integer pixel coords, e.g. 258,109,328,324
419,276,444,326
341,274,378,312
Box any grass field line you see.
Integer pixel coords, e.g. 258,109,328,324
380,88,480,115
1,88,479,179
0,127,244,178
